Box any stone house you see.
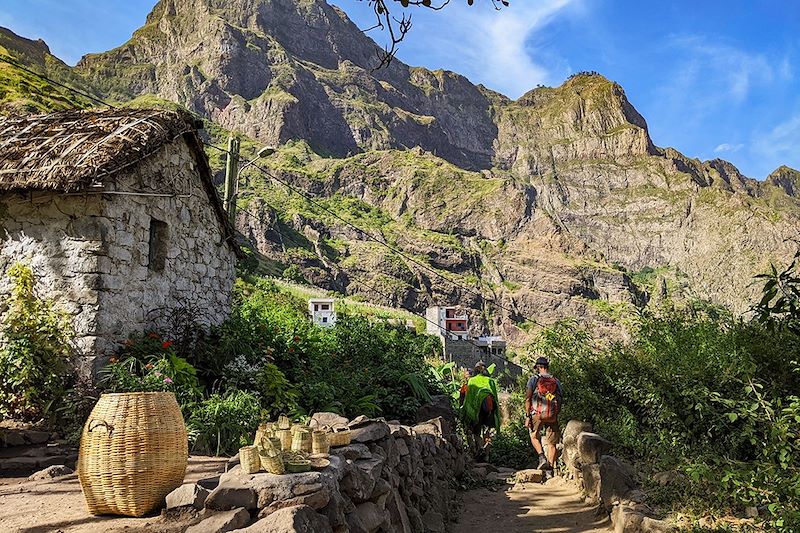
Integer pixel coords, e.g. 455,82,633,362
0,108,239,375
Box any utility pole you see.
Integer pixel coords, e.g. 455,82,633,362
223,134,240,224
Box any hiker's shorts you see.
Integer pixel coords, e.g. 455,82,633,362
530,415,561,445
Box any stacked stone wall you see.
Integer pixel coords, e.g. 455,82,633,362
168,414,467,533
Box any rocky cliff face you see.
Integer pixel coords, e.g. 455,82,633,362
2,0,799,344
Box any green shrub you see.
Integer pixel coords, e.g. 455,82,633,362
187,390,261,456
525,303,800,528
0,264,73,420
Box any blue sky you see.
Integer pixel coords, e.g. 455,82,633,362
1,0,798,178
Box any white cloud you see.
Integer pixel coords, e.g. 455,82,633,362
714,143,744,153
662,36,782,108
387,0,580,98
752,114,800,168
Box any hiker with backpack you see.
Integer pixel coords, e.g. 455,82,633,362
459,361,500,461
525,356,563,471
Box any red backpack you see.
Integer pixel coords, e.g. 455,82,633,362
534,375,560,420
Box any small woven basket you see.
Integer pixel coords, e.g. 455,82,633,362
77,392,188,517
276,428,293,451
329,427,352,447
292,428,312,453
254,423,273,446
260,450,285,474
311,430,330,455
277,415,291,430
240,445,261,474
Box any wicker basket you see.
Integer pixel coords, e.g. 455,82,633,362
276,428,293,451
292,428,312,453
254,423,273,446
277,415,291,430
240,445,261,474
260,450,285,474
311,430,330,455
78,392,188,517
286,459,311,473
328,427,352,447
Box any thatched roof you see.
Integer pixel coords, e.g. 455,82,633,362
0,108,239,253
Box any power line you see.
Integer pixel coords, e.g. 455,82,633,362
0,53,114,108
204,140,542,328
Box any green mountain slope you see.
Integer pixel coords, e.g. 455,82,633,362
1,0,799,347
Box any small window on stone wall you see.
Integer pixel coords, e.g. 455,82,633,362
148,219,169,272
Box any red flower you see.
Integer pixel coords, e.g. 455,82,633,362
162,341,173,349
288,347,295,353
293,336,300,342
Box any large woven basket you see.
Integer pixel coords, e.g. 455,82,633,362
78,392,188,517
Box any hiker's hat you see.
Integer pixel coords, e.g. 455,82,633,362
535,356,549,368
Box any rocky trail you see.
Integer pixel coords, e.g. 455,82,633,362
458,470,610,533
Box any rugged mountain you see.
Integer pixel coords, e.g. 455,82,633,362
2,0,799,345
0,27,97,113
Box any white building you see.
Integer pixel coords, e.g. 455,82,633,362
309,298,336,327
425,306,468,340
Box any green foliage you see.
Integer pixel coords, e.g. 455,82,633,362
490,420,534,470
186,390,261,456
753,249,800,335
0,264,73,420
525,296,800,529
101,332,202,408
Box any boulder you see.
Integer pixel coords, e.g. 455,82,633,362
235,505,332,533
386,489,412,533
166,482,210,509
611,503,676,533
0,430,26,447
205,479,258,511
257,488,331,519
186,507,250,533
24,431,50,445
415,396,457,437
311,412,349,430
348,501,390,533
369,478,392,509
246,471,323,508
27,465,74,481
599,456,637,507
515,469,544,483
348,416,370,428
351,422,391,444
422,510,445,533
576,432,612,465
331,443,372,461
412,418,444,438
562,420,593,446
199,476,222,491
340,457,383,503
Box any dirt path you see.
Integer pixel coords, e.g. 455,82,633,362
0,456,226,533
457,476,611,533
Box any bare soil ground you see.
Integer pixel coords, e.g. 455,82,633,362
457,476,611,533
0,456,226,533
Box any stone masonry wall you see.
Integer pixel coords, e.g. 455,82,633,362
166,414,467,533
0,138,236,375
92,140,236,368
0,192,105,362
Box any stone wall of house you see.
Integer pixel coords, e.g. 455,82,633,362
90,139,236,370
442,339,523,384
0,138,236,376
0,193,106,364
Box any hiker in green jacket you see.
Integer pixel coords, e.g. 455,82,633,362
459,361,500,461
